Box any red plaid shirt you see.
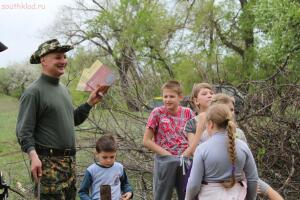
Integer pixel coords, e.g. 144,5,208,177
146,106,195,155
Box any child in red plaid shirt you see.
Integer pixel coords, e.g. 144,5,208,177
143,80,195,200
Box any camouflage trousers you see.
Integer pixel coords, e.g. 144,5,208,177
34,155,77,200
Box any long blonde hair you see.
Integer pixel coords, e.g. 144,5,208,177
206,104,237,188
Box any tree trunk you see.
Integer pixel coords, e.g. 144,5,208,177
115,47,140,111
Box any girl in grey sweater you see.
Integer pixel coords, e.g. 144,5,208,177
185,104,258,200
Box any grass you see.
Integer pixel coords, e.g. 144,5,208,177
0,94,32,199
0,94,19,154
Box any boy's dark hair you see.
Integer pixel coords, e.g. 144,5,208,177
161,80,183,96
96,135,117,153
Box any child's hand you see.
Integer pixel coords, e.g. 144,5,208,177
182,148,192,157
257,185,262,194
121,192,132,200
195,112,206,136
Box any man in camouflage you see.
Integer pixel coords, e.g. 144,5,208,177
16,39,108,200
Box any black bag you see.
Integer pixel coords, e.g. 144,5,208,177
0,171,9,200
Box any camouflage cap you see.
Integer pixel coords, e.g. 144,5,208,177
0,42,8,52
30,39,73,64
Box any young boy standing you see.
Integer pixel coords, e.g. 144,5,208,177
78,135,133,200
143,80,195,200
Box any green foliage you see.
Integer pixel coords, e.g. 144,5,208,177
257,147,266,168
0,68,12,95
254,0,300,82
0,64,39,97
173,55,200,94
222,54,244,84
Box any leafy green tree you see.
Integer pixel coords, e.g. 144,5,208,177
0,64,39,97
53,0,178,110
254,0,300,82
0,68,13,95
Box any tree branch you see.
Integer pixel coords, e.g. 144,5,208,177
213,20,244,57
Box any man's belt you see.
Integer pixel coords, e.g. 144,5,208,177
35,145,76,156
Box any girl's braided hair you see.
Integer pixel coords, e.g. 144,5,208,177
206,104,237,188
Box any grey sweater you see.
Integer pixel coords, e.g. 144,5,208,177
16,74,92,153
185,132,258,200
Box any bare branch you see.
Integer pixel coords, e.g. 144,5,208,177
213,20,244,57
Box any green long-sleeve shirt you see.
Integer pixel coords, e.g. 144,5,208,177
16,74,92,153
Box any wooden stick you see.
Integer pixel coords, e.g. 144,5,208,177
100,185,111,200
